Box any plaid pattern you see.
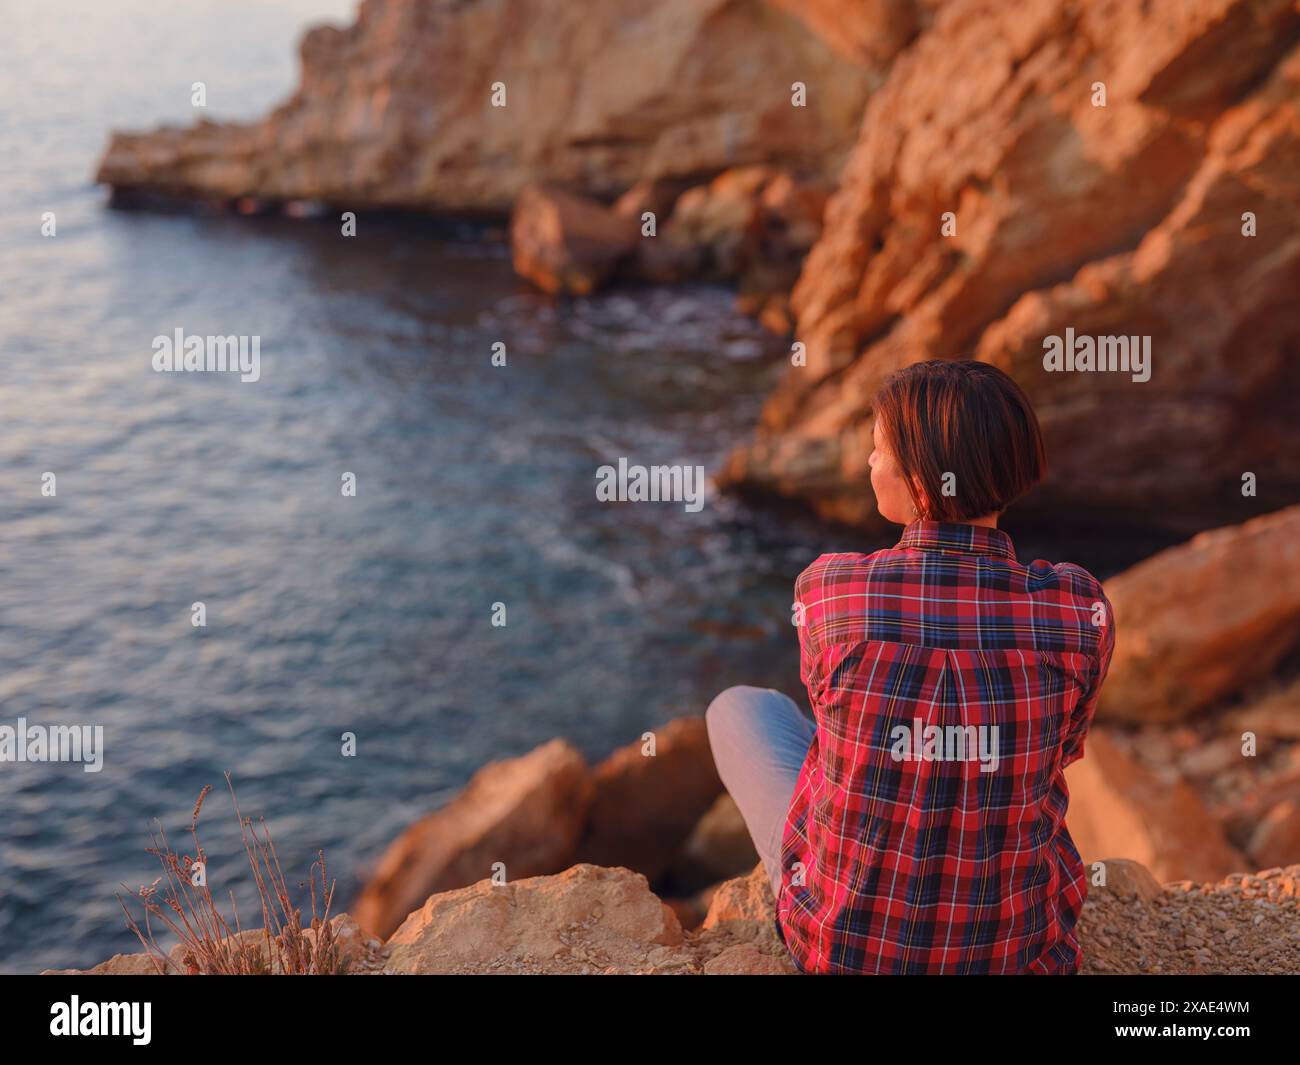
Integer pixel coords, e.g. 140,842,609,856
775,520,1115,974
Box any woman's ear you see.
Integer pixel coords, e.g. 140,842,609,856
909,476,929,519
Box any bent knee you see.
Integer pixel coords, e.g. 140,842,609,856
706,685,768,730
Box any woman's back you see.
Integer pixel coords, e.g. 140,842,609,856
776,520,1115,974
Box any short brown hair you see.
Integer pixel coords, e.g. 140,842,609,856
873,360,1046,522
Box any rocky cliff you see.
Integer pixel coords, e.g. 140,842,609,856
95,0,1300,531
95,0,883,213
720,0,1300,532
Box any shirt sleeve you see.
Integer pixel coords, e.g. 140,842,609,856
794,559,822,695
1060,587,1116,769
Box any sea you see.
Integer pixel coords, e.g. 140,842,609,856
0,0,1169,973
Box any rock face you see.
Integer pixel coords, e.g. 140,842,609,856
767,0,940,66
385,864,687,974
721,0,1300,533
353,738,592,940
1065,730,1246,883
639,165,830,325
510,184,638,296
1098,505,1300,723
386,862,799,974
353,715,722,940
668,792,761,891
95,0,877,213
512,165,830,312
575,716,724,883
1225,676,1300,740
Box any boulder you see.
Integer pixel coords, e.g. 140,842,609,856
1223,765,1300,848
575,716,724,883
1064,729,1246,883
721,0,1300,533
1224,675,1300,740
385,861,802,974
385,864,687,974
636,165,829,295
1086,856,1164,903
510,184,637,295
613,179,692,225
41,952,172,977
702,862,781,938
95,0,876,214
1246,799,1300,870
667,791,761,891
353,738,593,940
1098,506,1300,723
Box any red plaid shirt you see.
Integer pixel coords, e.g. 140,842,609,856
775,520,1115,974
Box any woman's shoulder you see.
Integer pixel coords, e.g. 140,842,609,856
794,550,894,593
1029,557,1109,602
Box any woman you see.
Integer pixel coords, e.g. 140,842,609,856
707,359,1115,975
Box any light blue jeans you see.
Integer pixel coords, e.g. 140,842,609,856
705,685,816,897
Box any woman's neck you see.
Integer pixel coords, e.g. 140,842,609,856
917,514,999,529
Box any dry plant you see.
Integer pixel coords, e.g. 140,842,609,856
119,773,347,974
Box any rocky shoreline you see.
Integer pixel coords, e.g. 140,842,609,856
46,505,1300,976
94,0,1300,534
46,859,1300,976
78,0,1300,975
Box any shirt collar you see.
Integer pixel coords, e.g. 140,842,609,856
895,519,1017,561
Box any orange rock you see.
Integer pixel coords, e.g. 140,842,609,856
702,862,780,938
643,166,829,284
95,0,874,213
385,864,684,974
721,0,1300,532
1246,799,1300,870
768,0,930,66
353,738,592,940
41,952,171,976
1098,506,1300,723
1225,676,1300,740
574,716,724,884
1086,857,1165,903
668,792,761,891
1223,766,1300,846
510,184,637,296
1065,730,1246,883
